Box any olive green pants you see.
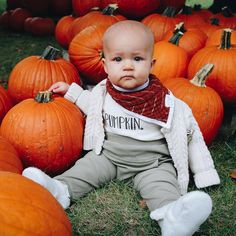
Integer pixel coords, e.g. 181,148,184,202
55,133,181,211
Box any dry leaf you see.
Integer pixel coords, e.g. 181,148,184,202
230,171,236,179
139,200,147,209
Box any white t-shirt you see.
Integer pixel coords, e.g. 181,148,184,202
103,93,164,141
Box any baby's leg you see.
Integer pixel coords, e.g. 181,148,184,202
55,151,117,199
23,151,116,209
134,163,212,236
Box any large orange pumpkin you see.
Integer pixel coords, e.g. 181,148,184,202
164,64,224,145
188,29,236,103
0,172,72,236
8,46,81,104
0,136,23,174
1,91,85,176
69,24,109,85
0,85,13,124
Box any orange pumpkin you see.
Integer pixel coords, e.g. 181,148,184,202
205,28,236,46
188,29,236,103
163,22,207,58
115,0,161,20
198,17,222,38
8,46,81,104
55,15,76,48
175,5,206,28
164,64,224,145
72,0,100,16
69,4,126,43
151,33,189,83
0,136,23,174
24,17,55,36
0,172,72,236
69,24,109,85
141,6,179,43
0,85,13,124
1,91,84,176
9,7,31,31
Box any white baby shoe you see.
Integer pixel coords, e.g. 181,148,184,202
150,191,212,236
22,167,70,209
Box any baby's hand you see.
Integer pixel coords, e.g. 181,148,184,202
48,82,70,95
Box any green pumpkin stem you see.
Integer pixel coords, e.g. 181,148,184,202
168,22,185,45
220,29,232,49
35,91,53,103
190,64,214,87
41,46,62,60
162,6,176,17
102,3,118,15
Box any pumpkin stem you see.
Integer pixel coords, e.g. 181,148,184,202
102,3,118,15
178,5,193,15
41,46,62,60
162,6,176,17
193,4,202,11
168,22,185,45
35,91,53,103
190,64,214,87
219,28,232,50
221,6,234,17
209,17,220,26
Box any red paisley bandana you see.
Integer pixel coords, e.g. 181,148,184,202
106,74,170,123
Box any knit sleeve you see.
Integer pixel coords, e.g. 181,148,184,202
186,106,220,188
64,82,92,115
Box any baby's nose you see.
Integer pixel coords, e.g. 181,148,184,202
123,60,134,70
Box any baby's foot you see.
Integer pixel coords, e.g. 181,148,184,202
22,167,70,209
150,191,212,236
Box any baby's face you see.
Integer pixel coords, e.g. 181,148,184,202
103,30,155,90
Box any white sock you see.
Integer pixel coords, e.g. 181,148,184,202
150,191,212,236
22,167,70,209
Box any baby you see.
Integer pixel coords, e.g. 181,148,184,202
23,20,220,236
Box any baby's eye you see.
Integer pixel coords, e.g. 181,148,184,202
134,56,143,61
113,57,122,62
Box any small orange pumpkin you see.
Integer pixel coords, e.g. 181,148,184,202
0,136,23,174
0,172,72,236
1,91,84,176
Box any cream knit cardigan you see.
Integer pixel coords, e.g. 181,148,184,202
65,80,220,195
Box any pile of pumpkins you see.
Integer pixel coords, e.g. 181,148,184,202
0,1,236,234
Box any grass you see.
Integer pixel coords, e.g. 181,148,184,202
0,5,236,236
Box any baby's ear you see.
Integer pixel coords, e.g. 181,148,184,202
151,59,156,68
102,57,108,74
